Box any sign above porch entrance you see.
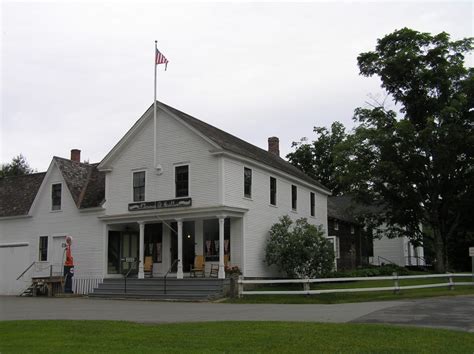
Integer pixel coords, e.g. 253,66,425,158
128,198,192,211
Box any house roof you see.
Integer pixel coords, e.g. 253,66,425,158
0,158,105,217
0,172,46,217
53,157,105,209
328,195,382,224
159,102,330,193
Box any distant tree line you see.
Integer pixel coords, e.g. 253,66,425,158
0,154,36,178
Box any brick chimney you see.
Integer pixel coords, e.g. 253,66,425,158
268,137,280,157
70,149,81,162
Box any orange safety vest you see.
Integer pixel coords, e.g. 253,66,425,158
65,245,74,266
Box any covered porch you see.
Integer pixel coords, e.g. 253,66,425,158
100,206,246,280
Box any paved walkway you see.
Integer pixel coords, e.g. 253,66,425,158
1,295,473,332
351,295,474,333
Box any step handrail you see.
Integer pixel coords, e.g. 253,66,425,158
17,261,36,280
164,259,180,294
123,259,139,294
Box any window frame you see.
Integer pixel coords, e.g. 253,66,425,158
38,236,48,262
243,167,252,199
175,164,190,198
291,185,297,211
51,183,62,211
270,176,277,206
310,192,315,217
132,170,146,202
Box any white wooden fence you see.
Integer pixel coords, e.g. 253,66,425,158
237,273,474,297
72,277,103,295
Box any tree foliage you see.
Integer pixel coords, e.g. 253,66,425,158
287,121,350,195
0,154,35,178
348,28,473,272
265,216,335,278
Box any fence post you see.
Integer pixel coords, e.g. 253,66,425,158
303,278,310,293
447,272,454,290
393,272,400,294
238,275,243,298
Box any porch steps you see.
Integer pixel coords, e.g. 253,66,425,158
89,278,230,301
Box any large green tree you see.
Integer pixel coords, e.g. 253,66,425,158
348,28,473,272
287,121,350,195
0,154,35,178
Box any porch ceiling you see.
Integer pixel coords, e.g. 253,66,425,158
99,205,248,224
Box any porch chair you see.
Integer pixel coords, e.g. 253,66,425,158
190,255,205,277
209,255,230,278
144,256,153,278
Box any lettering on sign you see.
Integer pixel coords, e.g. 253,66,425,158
128,198,192,211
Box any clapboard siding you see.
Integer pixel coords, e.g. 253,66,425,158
0,164,104,295
105,110,219,215
223,157,328,277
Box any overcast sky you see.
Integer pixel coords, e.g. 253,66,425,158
1,1,472,171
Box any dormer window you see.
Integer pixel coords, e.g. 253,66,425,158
51,183,62,210
133,171,146,202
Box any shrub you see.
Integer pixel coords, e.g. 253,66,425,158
265,216,335,278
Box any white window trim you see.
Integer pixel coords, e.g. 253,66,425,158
291,185,297,211
131,170,147,202
50,182,62,212
38,235,49,262
174,163,191,198
327,235,340,259
269,176,277,206
243,166,252,199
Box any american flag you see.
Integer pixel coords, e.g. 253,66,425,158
156,48,168,70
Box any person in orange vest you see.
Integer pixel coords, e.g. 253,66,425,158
64,236,74,293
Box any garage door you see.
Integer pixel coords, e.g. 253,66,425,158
0,243,31,295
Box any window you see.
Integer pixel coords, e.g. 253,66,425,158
310,192,315,217
39,236,48,261
175,165,189,197
51,183,62,210
270,177,277,205
203,219,230,261
244,167,252,198
133,171,146,202
291,185,297,210
334,221,339,231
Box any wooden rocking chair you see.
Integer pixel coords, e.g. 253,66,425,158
190,255,205,277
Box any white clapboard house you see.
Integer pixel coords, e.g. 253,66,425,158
0,102,330,296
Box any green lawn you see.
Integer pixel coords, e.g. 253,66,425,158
1,321,473,353
228,277,474,304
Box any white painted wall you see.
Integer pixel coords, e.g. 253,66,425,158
223,157,328,277
0,163,104,295
104,110,219,216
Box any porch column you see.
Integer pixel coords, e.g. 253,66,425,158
138,221,145,279
176,219,184,279
218,216,226,279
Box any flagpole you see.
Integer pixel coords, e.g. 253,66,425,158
153,40,157,168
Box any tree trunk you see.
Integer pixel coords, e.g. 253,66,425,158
433,227,446,273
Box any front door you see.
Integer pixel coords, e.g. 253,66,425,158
170,221,195,273
107,231,139,274
51,236,66,276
